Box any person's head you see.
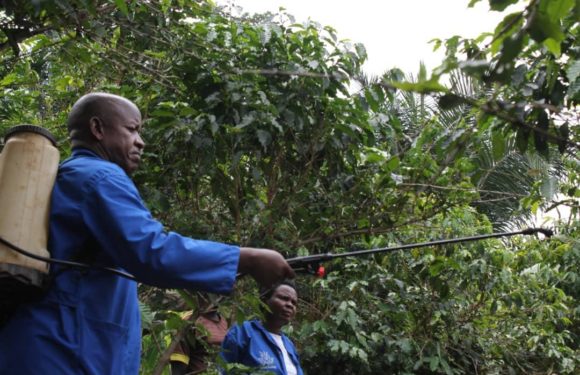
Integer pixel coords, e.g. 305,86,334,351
67,92,144,174
260,280,298,333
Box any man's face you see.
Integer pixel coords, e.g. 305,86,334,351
100,101,145,174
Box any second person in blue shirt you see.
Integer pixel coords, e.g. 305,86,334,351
221,280,303,375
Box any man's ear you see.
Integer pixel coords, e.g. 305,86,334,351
89,116,105,140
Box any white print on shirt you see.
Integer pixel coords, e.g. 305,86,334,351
258,351,275,367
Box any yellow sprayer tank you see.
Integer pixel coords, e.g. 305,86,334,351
0,125,59,322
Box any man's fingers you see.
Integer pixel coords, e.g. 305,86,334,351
238,247,296,287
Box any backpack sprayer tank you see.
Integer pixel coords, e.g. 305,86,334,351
0,125,59,323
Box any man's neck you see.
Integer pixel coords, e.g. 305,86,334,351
73,138,114,160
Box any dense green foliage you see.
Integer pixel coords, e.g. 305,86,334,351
1,0,578,373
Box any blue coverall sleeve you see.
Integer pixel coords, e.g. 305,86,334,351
81,170,239,292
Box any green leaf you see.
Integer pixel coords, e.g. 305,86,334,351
418,63,428,82
438,94,465,110
236,113,256,129
0,73,18,87
567,77,580,100
429,356,440,371
511,64,527,86
566,60,580,83
540,176,558,199
428,259,446,276
113,0,129,16
489,0,519,11
458,60,490,77
516,126,530,153
386,156,400,171
543,38,561,56
27,34,52,52
492,130,506,161
557,122,569,153
491,13,524,54
533,110,549,157
139,302,154,330
389,80,448,94
164,313,186,330
256,129,272,149
528,12,565,45
545,0,575,20
355,43,367,61
397,338,412,353
364,152,385,164
488,61,514,84
364,89,380,112
111,26,121,48
499,33,525,63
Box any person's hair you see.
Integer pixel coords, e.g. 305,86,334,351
259,279,297,303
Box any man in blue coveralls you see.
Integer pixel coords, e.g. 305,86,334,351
0,93,295,374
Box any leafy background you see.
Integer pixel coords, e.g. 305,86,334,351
0,0,578,373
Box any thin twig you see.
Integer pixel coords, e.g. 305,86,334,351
151,323,190,375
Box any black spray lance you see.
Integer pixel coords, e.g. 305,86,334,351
285,227,553,277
